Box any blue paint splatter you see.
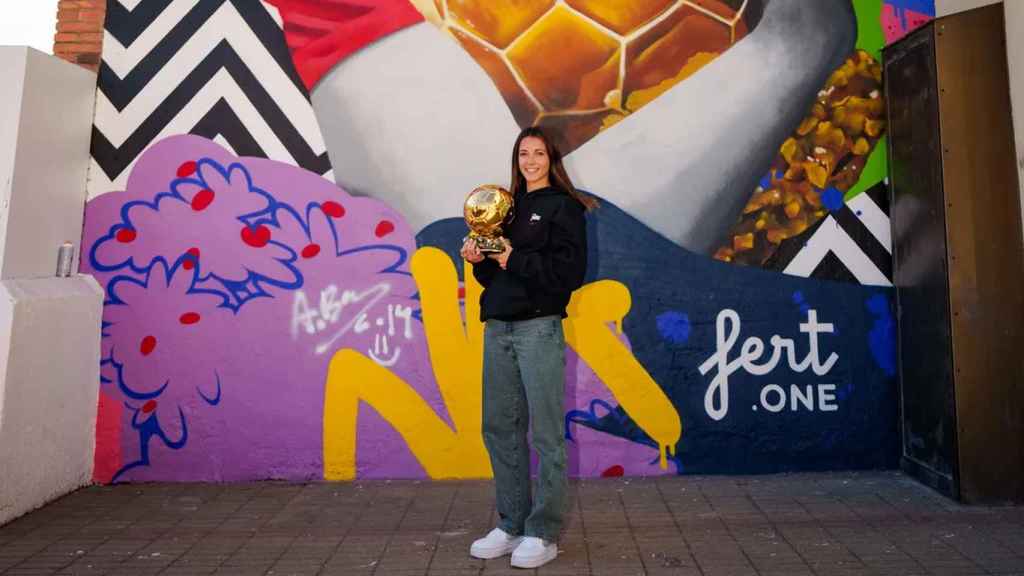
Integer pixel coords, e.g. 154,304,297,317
792,291,810,315
656,311,690,344
888,0,936,18
837,383,855,401
758,170,784,190
866,294,897,377
821,187,845,212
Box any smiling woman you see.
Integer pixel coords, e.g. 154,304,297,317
0,0,58,53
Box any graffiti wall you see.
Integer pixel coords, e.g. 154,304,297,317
85,0,933,482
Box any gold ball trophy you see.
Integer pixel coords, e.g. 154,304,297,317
464,184,514,253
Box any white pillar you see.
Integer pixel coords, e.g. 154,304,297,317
0,47,102,526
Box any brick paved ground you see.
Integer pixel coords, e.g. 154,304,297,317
0,471,1022,576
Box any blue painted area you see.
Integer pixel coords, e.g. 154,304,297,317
887,0,937,31
565,398,623,441
888,0,936,17
419,194,899,474
565,398,685,474
112,405,188,483
89,159,303,299
656,311,691,344
821,187,845,212
866,293,897,377
91,157,415,312
197,373,223,405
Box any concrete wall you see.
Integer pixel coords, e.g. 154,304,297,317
0,277,103,525
0,49,102,525
0,52,27,283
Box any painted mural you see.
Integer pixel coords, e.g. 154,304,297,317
86,0,933,483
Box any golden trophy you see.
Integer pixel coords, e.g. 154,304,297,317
464,184,514,253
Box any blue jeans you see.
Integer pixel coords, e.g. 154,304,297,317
482,315,568,543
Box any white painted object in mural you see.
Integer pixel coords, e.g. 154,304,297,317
310,0,857,253
311,23,516,234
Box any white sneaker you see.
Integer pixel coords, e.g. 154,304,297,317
470,527,523,559
510,536,557,568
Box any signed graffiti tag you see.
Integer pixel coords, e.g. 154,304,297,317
291,283,414,363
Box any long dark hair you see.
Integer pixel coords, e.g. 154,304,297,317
509,126,598,211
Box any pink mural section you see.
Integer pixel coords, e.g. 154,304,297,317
84,135,418,482
883,0,935,43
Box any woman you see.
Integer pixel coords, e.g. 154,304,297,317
460,126,597,569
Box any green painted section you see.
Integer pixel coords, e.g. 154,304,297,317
848,0,888,199
846,136,888,200
853,0,886,59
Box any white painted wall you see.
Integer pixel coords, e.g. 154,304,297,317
0,276,103,525
0,49,101,525
0,48,95,279
1003,2,1024,242
0,53,27,275
934,1,1024,241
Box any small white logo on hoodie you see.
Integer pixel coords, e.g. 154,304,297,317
530,213,542,222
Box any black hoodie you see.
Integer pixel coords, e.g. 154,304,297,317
471,186,588,321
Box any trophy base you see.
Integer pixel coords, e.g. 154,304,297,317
467,234,506,254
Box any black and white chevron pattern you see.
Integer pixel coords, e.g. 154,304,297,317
766,183,893,286
89,0,332,198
